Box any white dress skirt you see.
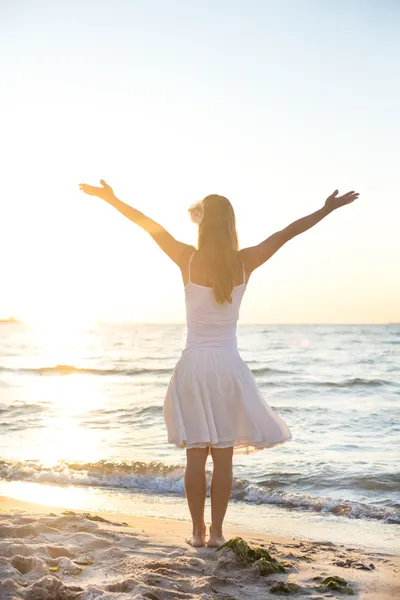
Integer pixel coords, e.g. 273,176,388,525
164,348,292,454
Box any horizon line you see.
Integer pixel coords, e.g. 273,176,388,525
98,321,399,326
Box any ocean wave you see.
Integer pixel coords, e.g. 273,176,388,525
293,377,394,389
0,402,50,431
319,377,393,388
0,363,294,378
251,367,293,376
135,405,164,417
258,376,394,388
348,474,400,491
257,471,400,493
0,364,174,377
0,403,165,429
236,485,400,523
0,402,49,415
0,364,394,391
1,458,398,524
80,405,164,428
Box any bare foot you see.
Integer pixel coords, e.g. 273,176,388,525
207,528,226,548
186,525,207,547
187,534,206,547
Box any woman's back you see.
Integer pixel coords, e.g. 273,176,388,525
184,252,246,351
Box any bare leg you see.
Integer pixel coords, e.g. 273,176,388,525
208,446,233,547
185,447,209,546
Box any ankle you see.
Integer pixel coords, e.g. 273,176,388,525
192,523,206,535
210,524,223,537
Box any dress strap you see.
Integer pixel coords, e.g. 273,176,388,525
241,261,246,285
188,252,196,283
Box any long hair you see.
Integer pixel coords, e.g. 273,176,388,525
197,194,240,304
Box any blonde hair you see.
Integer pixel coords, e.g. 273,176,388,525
196,194,240,304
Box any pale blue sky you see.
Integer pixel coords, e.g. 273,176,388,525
1,0,399,324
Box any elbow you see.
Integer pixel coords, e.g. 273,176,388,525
280,227,296,243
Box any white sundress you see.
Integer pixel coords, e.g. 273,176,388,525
163,253,292,454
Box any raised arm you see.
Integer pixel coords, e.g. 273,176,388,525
239,189,359,274
79,180,194,267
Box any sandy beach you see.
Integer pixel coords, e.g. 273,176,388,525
0,495,399,599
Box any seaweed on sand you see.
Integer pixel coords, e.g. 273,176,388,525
216,537,286,575
270,581,304,594
318,575,354,595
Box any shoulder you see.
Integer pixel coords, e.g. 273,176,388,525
177,244,196,269
184,244,197,257
237,248,254,275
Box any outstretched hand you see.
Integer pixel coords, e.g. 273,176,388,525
79,179,115,202
325,189,359,212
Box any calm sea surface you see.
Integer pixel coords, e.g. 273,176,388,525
1,323,399,551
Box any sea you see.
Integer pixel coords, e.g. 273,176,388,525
1,322,399,553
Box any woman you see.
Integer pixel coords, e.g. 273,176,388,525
79,180,358,547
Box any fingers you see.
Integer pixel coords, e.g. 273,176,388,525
79,183,96,196
345,192,359,203
339,191,359,202
79,181,113,198
330,190,359,202
336,191,359,206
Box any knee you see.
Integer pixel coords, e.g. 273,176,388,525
186,448,209,468
210,447,233,464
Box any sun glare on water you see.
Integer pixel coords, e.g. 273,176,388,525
17,320,108,467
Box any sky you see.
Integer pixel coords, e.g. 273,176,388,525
1,0,399,325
